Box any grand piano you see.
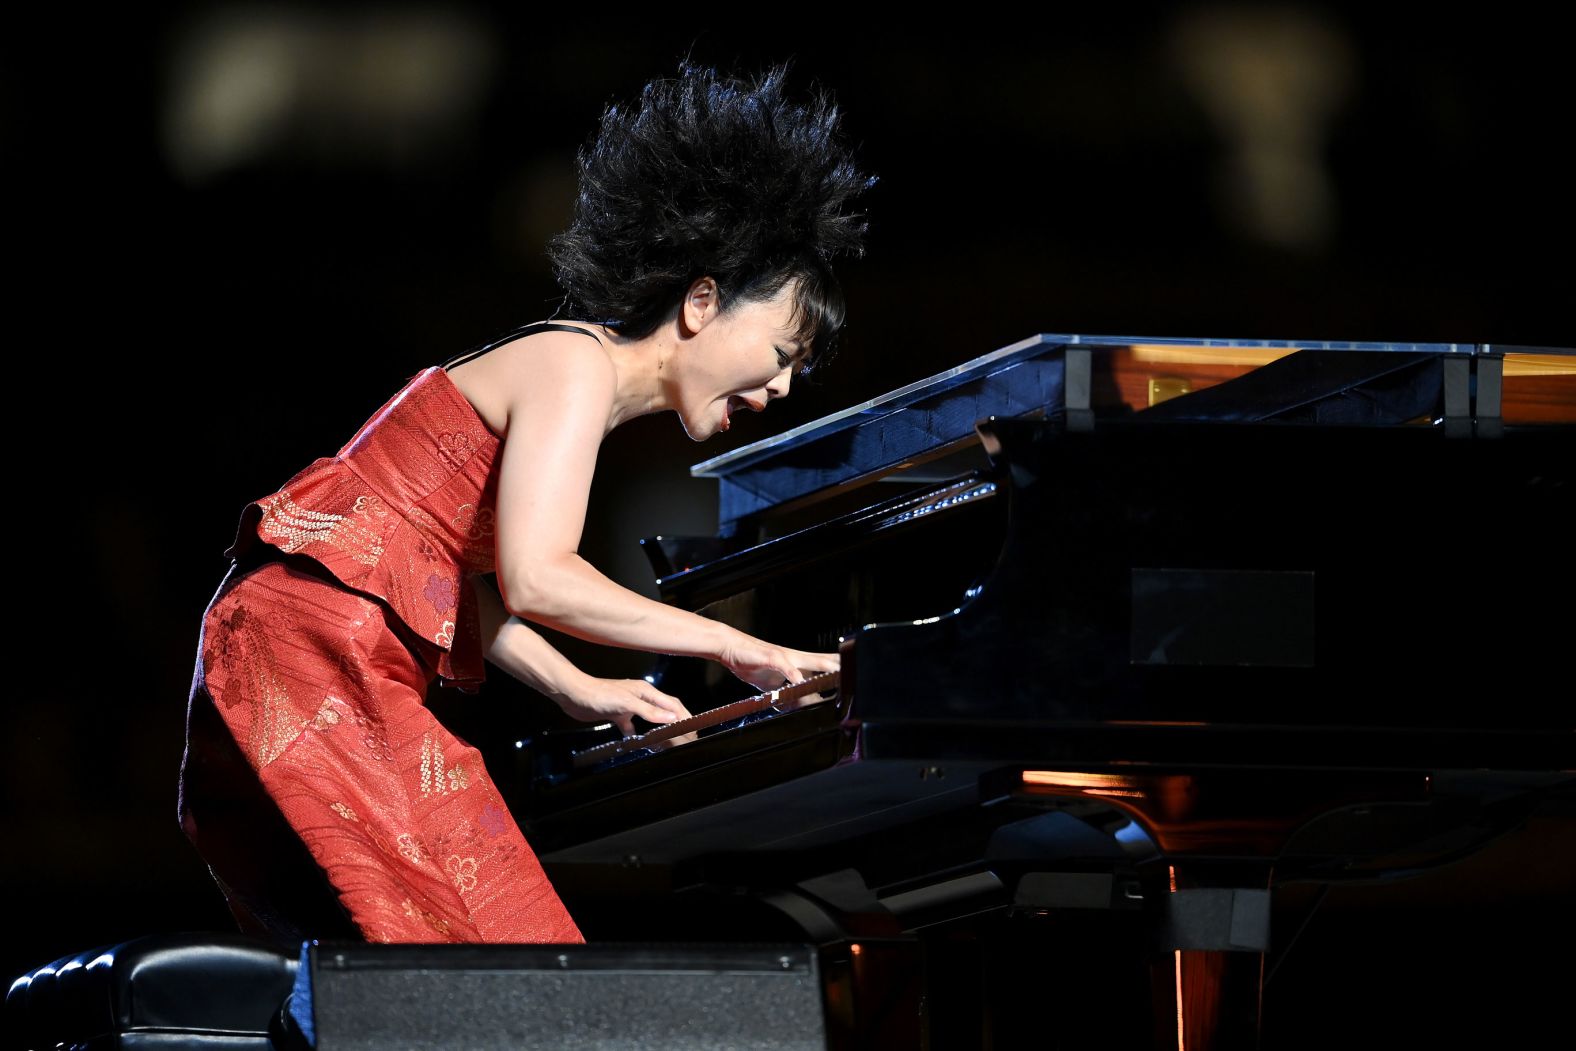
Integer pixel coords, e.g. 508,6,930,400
504,336,1575,1048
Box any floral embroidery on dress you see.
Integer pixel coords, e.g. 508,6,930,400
437,432,476,469
446,855,478,894
424,574,459,616
255,489,386,567
429,821,482,859
396,833,429,864
478,804,508,838
330,802,359,821
211,609,249,692
406,506,445,538
207,597,300,767
357,716,393,760
262,609,298,633
435,621,455,648
452,503,494,541
353,494,388,517
420,733,470,796
311,697,343,729
336,654,394,760
401,898,454,938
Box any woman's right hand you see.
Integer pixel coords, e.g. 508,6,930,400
718,631,840,693
555,675,692,737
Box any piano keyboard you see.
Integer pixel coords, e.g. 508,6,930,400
571,671,841,770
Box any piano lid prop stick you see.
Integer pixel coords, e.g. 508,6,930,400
571,671,841,769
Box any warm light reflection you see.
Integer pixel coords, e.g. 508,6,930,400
1170,866,1184,1050
1022,770,1142,789
1126,345,1299,368
1504,354,1576,376
1023,772,1154,802
1175,950,1187,1051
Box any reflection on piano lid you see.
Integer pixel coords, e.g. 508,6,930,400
684,334,1574,538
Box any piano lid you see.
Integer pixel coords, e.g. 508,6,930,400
691,334,1574,533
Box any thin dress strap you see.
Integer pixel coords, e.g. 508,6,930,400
442,322,604,370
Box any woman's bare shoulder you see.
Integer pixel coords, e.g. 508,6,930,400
445,325,613,436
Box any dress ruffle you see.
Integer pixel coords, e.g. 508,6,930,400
224,368,502,692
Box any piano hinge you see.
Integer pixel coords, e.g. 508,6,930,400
1443,356,1471,437
1065,347,1094,432
1474,351,1504,438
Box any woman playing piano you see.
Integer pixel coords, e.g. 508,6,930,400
178,62,874,944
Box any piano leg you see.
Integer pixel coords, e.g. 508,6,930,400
1150,863,1272,1051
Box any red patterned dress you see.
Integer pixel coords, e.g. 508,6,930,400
180,342,586,944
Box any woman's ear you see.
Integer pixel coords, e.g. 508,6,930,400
679,276,720,336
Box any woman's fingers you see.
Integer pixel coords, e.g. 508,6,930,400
794,650,841,676
777,649,839,686
636,698,681,726
638,684,691,722
773,660,803,686
609,683,691,734
585,679,690,736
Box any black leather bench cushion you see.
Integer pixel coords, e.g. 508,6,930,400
6,933,296,1050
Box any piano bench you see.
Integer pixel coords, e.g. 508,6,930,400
5,933,297,1051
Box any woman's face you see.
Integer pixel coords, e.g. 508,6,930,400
669,278,809,441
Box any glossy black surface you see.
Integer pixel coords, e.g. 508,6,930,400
500,345,1572,1049
505,346,1572,943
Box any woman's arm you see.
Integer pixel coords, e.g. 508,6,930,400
472,574,691,735
488,338,833,689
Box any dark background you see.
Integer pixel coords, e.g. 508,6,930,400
9,4,1572,1041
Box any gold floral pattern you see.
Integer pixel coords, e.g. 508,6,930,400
452,503,494,541
396,833,429,864
446,855,478,894
437,431,476,469
404,506,446,544
420,732,469,797
254,490,386,568
330,802,359,821
401,898,454,938
208,603,301,768
311,697,342,729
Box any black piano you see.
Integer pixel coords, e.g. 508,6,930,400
505,336,1575,1049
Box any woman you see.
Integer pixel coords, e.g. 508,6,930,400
178,61,874,945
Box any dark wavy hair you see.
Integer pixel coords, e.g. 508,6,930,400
547,62,876,373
